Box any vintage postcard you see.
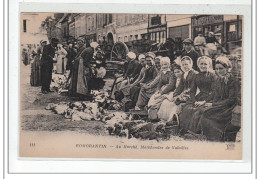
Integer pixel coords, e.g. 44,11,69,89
19,11,244,160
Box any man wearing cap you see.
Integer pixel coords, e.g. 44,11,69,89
40,38,59,93
181,38,200,71
194,32,206,55
37,40,47,56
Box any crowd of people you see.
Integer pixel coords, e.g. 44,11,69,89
30,37,106,95
27,33,241,142
112,36,241,142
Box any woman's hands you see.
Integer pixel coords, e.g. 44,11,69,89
194,101,206,107
204,103,213,107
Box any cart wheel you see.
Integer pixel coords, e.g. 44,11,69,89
111,42,129,61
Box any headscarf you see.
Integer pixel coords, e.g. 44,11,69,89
127,52,136,60
160,57,171,74
160,57,171,65
138,54,145,61
181,56,193,67
77,37,85,43
90,42,99,49
216,56,232,69
155,56,162,62
145,52,156,59
57,44,63,48
215,56,233,83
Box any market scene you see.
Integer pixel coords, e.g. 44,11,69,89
20,13,242,142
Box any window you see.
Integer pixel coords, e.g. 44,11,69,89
124,36,128,42
118,37,121,42
135,35,138,40
169,25,189,41
109,14,112,23
229,24,236,32
129,35,133,41
23,20,27,32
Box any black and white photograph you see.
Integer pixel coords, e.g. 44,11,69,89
19,12,243,159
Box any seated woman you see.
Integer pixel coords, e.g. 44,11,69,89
135,57,174,110
156,56,198,122
130,52,158,106
111,52,139,99
178,56,217,133
154,56,162,72
198,56,240,142
155,65,183,122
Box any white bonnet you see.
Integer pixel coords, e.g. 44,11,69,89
90,42,99,49
160,57,171,65
127,52,136,60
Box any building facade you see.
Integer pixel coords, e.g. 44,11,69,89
148,14,167,43
115,14,149,43
166,15,191,43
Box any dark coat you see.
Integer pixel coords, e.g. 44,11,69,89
40,44,56,68
178,71,216,131
173,69,198,97
190,71,217,103
157,71,177,95
200,75,240,141
124,59,140,78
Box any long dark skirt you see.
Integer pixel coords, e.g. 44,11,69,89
68,58,89,97
199,104,237,141
30,57,42,86
178,103,209,133
130,85,141,106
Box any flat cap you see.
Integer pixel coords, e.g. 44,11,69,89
145,52,156,59
183,38,193,44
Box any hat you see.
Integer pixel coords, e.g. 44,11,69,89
51,38,59,44
77,37,85,43
40,40,47,44
160,57,171,65
155,56,163,61
127,52,136,60
183,38,193,44
145,52,156,59
90,42,99,49
138,54,145,61
216,56,232,69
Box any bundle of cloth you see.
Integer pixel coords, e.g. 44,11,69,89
50,75,69,94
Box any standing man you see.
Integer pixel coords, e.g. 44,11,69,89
181,38,200,71
37,40,47,56
41,38,59,94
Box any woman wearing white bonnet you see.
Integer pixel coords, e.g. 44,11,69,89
145,57,177,117
56,44,68,74
136,56,176,111
199,55,240,142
